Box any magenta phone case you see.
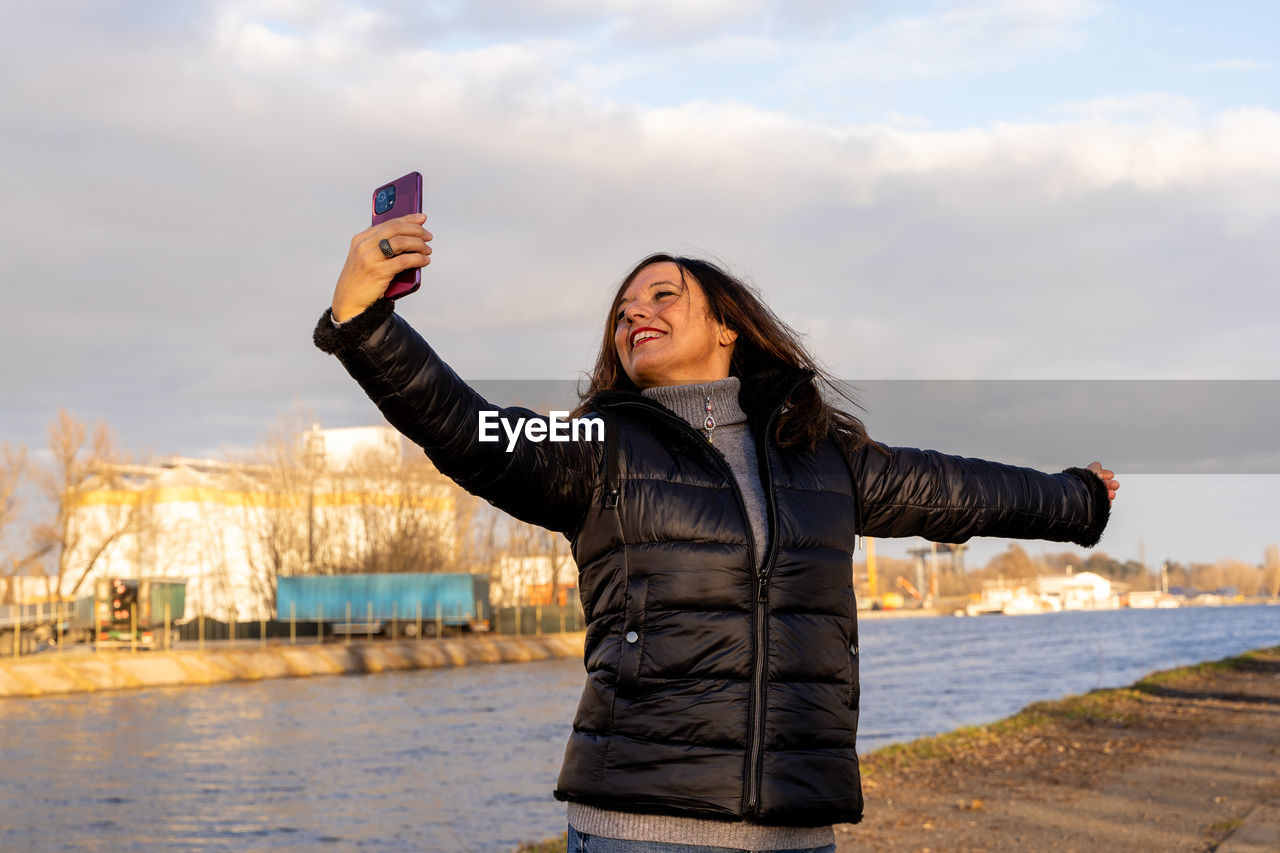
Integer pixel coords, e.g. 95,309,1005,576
372,171,424,299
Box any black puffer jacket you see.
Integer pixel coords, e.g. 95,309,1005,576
315,299,1110,828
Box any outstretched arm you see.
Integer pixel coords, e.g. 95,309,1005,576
847,443,1114,547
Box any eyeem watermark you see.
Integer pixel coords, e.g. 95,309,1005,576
478,411,603,452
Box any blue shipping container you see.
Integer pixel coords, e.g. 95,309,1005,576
276,573,491,635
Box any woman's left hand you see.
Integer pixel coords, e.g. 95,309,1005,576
1086,462,1119,503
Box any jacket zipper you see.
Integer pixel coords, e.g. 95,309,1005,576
605,380,804,819
744,395,789,816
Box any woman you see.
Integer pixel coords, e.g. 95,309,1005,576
315,212,1119,853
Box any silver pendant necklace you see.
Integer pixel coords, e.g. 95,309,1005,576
704,395,716,443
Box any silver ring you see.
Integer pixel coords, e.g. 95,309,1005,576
378,238,396,259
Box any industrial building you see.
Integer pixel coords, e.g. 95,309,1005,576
58,426,457,622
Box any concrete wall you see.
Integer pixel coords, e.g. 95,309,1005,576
0,634,585,699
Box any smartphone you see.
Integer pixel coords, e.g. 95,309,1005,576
371,171,424,299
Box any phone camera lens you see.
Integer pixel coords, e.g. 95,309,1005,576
375,185,397,215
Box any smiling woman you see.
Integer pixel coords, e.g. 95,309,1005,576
313,217,1117,853
611,260,738,387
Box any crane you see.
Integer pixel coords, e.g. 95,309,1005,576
895,575,923,604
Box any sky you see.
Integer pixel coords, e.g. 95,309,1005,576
3,0,1278,569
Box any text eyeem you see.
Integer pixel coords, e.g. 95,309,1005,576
477,411,603,452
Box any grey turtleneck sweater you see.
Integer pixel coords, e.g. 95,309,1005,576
566,376,835,849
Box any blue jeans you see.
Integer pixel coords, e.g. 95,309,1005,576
566,825,837,853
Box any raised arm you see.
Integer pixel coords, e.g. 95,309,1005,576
846,442,1112,547
313,213,597,534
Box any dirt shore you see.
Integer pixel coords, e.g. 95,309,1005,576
841,645,1280,852
519,646,1280,852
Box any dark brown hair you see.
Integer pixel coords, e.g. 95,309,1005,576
575,253,871,454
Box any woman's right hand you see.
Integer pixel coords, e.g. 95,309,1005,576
330,213,433,321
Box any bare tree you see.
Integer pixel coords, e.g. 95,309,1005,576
1039,550,1080,574
0,442,26,540
232,409,325,610
447,492,506,587
545,526,568,607
1207,558,1262,597
342,439,458,575
1163,560,1191,590
0,442,29,603
235,417,461,603
450,489,484,573
26,410,148,598
1189,561,1225,594
1264,544,1280,599
981,543,1039,581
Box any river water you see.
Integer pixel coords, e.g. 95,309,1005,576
1,605,1276,852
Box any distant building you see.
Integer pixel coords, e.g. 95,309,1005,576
968,579,1058,615
1125,590,1179,609
966,569,1119,615
489,553,578,608
0,575,61,605
303,424,400,469
62,462,267,620
1034,570,1116,610
59,426,456,622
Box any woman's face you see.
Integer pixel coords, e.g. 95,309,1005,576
613,261,737,388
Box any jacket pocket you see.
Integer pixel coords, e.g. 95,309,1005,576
847,595,861,709
847,641,860,709
615,574,647,697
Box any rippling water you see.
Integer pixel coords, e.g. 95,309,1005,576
856,604,1279,750
1,605,1276,851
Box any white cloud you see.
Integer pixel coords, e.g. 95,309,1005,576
1047,93,1199,122
214,13,307,66
1,1,1277,569
3,0,1279,477
783,0,1100,84
612,100,1280,195
1184,58,1275,73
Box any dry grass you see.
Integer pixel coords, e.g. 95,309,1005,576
515,831,567,853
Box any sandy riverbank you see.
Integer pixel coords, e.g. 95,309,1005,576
843,644,1280,852
0,633,586,699
517,645,1280,852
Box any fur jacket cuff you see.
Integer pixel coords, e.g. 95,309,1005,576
1061,466,1111,548
312,297,396,355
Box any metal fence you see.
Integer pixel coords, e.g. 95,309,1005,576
168,602,587,648
2,600,587,658
492,604,583,636
1,602,76,657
